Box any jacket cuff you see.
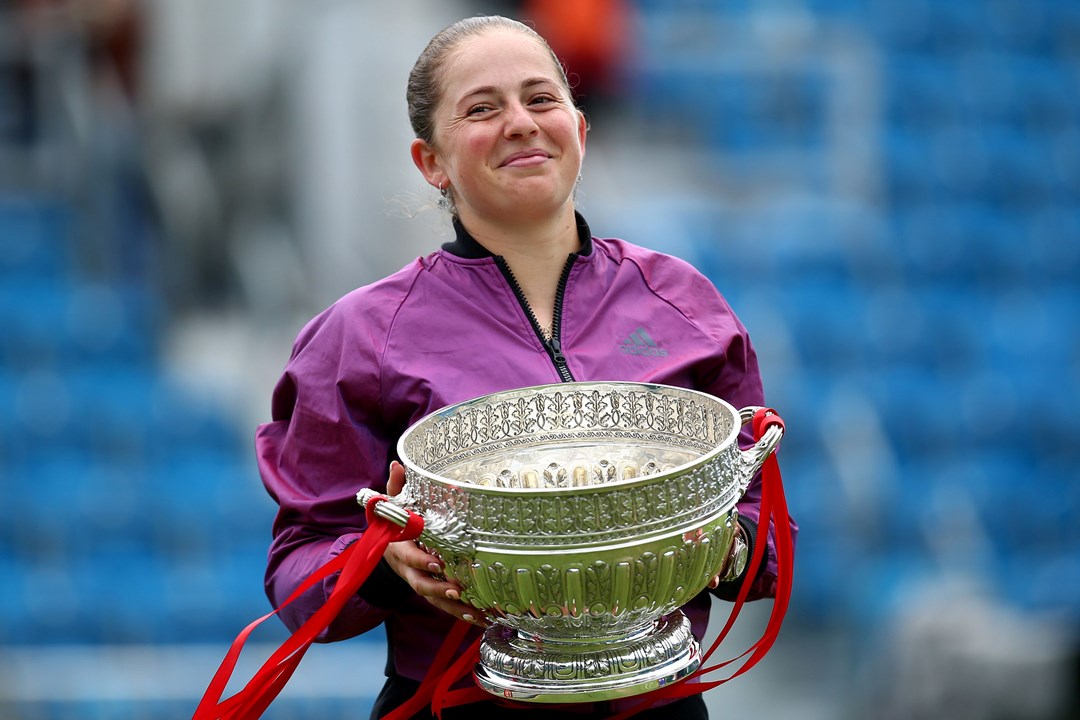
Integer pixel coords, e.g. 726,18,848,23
355,557,414,609
711,515,767,601
328,534,414,610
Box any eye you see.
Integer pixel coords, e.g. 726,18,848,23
529,94,558,106
467,103,495,116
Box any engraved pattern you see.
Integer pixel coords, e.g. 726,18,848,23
486,562,520,614
408,386,729,466
477,614,699,688
469,521,729,639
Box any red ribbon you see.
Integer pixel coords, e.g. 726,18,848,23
192,495,424,720
605,408,792,718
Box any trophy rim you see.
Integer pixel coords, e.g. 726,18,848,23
396,380,742,495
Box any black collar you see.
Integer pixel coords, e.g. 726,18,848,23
441,212,594,259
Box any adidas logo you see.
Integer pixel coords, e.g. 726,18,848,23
620,327,668,357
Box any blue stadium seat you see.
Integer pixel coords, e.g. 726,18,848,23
63,281,160,367
922,1,987,54
980,126,1061,208
0,367,87,467
787,531,844,622
844,283,923,366
75,544,173,644
872,284,983,374
857,366,971,460
882,128,939,204
772,278,868,372
984,0,1052,53
0,366,19,459
1005,549,1080,623
886,55,959,131
694,211,827,287
0,552,30,643
1048,1,1080,59
1027,205,1080,286
0,195,71,283
802,0,865,18
891,202,1022,286
866,0,938,53
161,543,278,643
951,52,1026,125
140,448,273,564
63,363,162,461
17,558,100,644
7,451,98,548
845,549,933,641
868,0,989,55
927,125,997,203
0,281,157,373
145,379,248,461
1003,57,1076,131
0,276,71,365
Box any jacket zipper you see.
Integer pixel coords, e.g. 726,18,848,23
494,255,577,383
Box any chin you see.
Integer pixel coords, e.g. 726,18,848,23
502,194,571,220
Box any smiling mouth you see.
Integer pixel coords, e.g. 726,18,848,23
501,151,550,168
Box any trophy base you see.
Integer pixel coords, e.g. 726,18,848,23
473,612,701,703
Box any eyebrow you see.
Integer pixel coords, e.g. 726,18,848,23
458,76,559,103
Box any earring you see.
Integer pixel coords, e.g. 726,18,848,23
436,181,450,210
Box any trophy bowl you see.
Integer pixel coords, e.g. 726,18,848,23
358,381,783,703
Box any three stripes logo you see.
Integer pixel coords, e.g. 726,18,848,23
620,327,668,357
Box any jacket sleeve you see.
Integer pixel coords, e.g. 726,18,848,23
705,298,798,602
255,304,405,641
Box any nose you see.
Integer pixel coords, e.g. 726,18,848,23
503,100,539,138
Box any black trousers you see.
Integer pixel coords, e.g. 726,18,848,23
369,674,709,720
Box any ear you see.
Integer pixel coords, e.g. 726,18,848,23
411,138,447,189
576,109,588,157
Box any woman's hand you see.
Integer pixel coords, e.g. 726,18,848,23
708,522,748,590
382,461,487,627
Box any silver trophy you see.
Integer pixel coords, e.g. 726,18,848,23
357,381,783,703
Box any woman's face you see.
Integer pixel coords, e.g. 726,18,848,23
412,29,587,226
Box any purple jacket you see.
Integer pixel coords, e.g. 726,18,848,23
256,214,796,690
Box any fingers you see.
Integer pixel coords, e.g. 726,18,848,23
382,538,487,627
381,463,484,625
415,571,488,627
382,536,438,585
425,592,487,626
709,523,747,590
387,460,406,496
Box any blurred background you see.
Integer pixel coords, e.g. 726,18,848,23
1,0,1078,718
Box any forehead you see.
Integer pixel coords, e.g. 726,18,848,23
440,29,563,97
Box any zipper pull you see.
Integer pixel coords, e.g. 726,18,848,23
547,336,567,365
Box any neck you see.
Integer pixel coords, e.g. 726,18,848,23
459,207,581,332
458,206,580,265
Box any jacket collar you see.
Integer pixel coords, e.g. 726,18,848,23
441,212,594,259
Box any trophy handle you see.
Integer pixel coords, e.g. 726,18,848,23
736,407,784,492
356,488,475,555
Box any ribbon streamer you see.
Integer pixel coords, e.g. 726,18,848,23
192,495,424,720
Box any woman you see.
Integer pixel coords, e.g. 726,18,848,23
256,15,795,720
